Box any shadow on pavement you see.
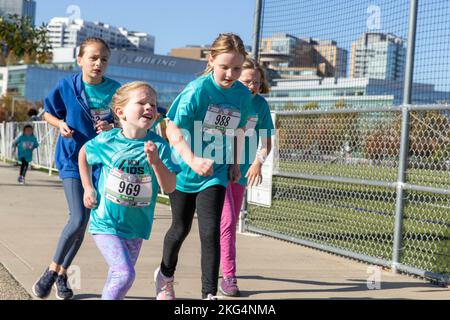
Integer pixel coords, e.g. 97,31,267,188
236,275,441,298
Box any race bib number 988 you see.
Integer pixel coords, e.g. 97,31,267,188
203,105,241,136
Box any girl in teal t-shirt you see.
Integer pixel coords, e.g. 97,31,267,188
79,82,180,300
154,33,253,300
219,58,274,297
13,124,39,184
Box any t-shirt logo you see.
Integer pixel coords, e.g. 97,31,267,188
22,141,34,150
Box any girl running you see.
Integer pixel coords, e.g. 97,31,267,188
32,37,121,300
13,124,39,184
79,81,180,300
154,33,252,300
219,57,274,297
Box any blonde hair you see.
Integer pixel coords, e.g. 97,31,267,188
203,33,247,75
242,56,270,94
111,81,157,124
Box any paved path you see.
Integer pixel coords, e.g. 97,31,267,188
0,163,448,300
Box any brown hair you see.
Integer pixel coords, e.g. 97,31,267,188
78,37,111,57
242,56,270,94
203,33,247,75
111,81,157,124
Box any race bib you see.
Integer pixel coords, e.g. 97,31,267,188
245,116,258,131
105,168,152,208
91,108,111,122
203,105,241,136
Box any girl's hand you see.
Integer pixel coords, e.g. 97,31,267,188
144,141,161,165
229,164,241,183
190,156,214,177
95,120,113,134
59,120,74,138
246,161,263,188
83,187,97,209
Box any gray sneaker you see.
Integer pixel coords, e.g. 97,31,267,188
154,267,175,300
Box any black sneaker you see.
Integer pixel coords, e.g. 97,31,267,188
54,273,74,300
32,268,58,299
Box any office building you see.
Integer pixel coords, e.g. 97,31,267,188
0,0,36,25
47,17,155,54
350,32,406,81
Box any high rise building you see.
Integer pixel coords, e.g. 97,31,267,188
312,40,348,78
47,17,155,54
0,0,36,25
350,32,406,81
260,33,348,79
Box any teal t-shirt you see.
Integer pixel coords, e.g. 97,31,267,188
238,94,275,186
167,72,252,193
15,134,39,162
83,77,121,122
85,128,181,240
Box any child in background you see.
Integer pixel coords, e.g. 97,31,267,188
219,57,274,297
79,81,180,300
13,124,39,184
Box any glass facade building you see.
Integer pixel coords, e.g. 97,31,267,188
1,50,206,110
0,0,36,25
266,77,450,111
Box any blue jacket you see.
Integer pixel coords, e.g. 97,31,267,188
44,73,118,181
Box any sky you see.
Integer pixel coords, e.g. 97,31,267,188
35,0,256,55
34,0,450,91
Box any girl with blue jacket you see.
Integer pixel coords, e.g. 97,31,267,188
32,37,121,300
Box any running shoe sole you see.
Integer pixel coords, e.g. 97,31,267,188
31,279,51,299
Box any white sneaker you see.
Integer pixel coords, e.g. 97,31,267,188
154,267,175,300
203,293,221,300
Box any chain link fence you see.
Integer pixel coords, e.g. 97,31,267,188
246,0,450,285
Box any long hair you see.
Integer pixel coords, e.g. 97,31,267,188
242,56,270,94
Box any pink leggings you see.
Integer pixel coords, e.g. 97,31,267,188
220,183,246,278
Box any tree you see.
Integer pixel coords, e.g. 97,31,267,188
0,14,52,66
0,93,34,121
314,99,359,155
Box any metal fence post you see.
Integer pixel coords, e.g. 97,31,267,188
238,190,248,233
392,0,419,273
1,122,5,162
251,0,263,61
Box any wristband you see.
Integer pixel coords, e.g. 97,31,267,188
256,154,267,165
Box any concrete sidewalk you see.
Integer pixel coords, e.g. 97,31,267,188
0,163,448,300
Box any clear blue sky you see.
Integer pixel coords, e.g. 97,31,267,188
35,0,449,91
35,0,256,55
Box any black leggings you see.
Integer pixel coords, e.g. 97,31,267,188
161,185,226,297
19,158,29,177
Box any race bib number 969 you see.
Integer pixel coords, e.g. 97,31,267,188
105,168,152,208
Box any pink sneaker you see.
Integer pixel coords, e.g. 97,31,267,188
154,267,175,300
219,276,240,297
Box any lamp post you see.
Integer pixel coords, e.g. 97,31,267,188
10,96,26,121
